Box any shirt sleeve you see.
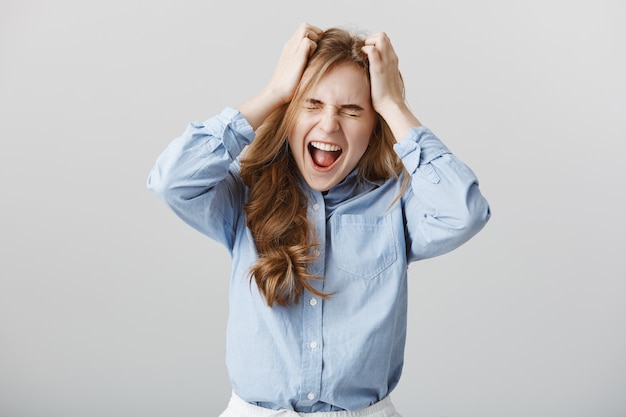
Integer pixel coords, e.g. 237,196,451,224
394,126,491,262
147,107,255,250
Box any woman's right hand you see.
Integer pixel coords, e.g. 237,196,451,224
269,22,323,105
238,23,323,130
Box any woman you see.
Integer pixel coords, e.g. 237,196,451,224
148,23,490,416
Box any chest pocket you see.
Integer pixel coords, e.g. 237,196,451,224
330,214,398,280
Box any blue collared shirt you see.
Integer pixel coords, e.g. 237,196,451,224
147,107,490,412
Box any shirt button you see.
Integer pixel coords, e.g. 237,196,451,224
307,392,315,400
309,341,318,349
313,249,320,257
312,203,320,211
309,298,317,306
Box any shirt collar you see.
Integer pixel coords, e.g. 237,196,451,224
317,168,382,208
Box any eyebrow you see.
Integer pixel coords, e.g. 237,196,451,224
305,98,365,112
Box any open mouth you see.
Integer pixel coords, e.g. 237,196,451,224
308,141,342,169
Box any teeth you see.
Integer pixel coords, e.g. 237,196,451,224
310,141,341,152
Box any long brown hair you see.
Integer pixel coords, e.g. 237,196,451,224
240,27,407,307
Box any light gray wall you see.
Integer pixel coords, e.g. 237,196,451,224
1,1,624,416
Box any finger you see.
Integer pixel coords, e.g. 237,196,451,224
299,24,323,56
361,44,382,67
302,22,323,34
364,32,396,59
302,37,319,56
364,32,388,45
304,30,321,42
297,22,323,42
302,28,319,42
365,34,399,67
295,35,319,59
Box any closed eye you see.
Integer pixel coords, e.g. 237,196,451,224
340,106,363,117
304,99,324,110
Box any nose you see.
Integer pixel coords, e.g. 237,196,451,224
318,107,340,133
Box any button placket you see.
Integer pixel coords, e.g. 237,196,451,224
298,193,325,405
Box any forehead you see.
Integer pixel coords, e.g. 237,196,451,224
308,64,371,106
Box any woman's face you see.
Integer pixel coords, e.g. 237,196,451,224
288,64,376,192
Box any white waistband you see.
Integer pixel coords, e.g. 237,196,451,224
221,392,399,417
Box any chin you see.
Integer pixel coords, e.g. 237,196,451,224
305,177,335,192
308,182,332,192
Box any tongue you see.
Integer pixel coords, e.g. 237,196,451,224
311,148,341,168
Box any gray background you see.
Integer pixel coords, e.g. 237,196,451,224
1,0,625,416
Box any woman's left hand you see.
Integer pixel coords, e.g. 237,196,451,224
361,32,405,115
362,32,421,140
